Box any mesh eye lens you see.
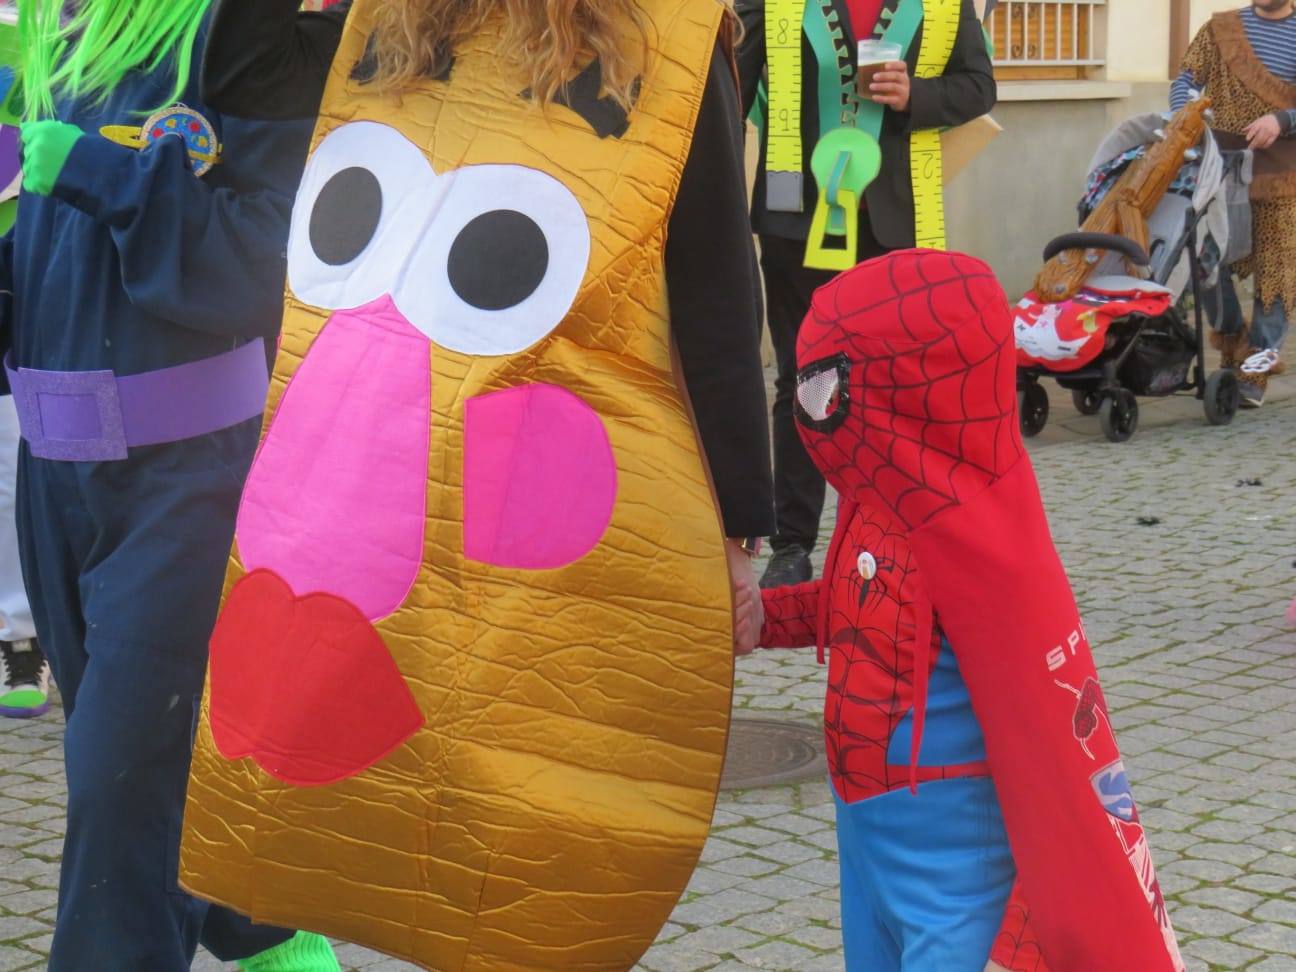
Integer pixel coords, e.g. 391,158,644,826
794,354,851,432
797,368,840,421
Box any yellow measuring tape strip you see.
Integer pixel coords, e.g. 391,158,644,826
765,0,806,212
910,0,960,249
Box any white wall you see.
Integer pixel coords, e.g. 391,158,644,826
1191,0,1247,31
1107,0,1173,82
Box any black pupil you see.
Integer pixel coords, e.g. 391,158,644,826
310,166,383,267
447,210,549,311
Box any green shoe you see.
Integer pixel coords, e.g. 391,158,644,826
238,932,340,972
0,639,50,718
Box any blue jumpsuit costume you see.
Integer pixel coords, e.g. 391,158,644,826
0,21,312,971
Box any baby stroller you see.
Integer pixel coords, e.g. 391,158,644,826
1014,106,1250,443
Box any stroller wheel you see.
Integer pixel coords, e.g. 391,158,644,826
1099,390,1139,443
1019,382,1050,438
1203,369,1240,426
1071,387,1102,416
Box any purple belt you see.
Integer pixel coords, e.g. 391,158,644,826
6,339,270,462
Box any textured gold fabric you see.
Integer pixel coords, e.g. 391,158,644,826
179,2,733,969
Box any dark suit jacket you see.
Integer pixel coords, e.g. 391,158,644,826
737,0,996,248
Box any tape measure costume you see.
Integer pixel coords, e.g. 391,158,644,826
758,0,960,269
736,0,995,589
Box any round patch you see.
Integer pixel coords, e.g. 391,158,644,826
447,210,549,311
140,105,220,176
309,167,384,267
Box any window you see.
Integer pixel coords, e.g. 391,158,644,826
987,0,1106,81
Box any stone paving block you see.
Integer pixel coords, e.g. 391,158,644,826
0,947,41,972
1253,899,1296,926
1181,886,1264,915
1182,935,1262,969
1233,921,1296,955
735,940,818,969
733,874,822,903
671,925,762,956
670,890,777,928
639,943,725,972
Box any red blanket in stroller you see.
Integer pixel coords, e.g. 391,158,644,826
1014,283,1173,372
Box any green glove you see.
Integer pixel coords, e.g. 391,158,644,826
19,120,83,197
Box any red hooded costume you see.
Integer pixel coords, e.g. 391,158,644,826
760,250,1184,971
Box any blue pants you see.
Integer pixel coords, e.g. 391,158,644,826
1208,271,1290,352
835,777,1016,972
14,424,292,971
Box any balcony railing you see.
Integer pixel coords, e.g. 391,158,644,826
988,0,1106,79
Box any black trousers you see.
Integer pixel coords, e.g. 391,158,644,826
758,221,888,551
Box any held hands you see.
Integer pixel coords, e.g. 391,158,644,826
726,539,763,657
870,62,912,112
1244,113,1282,150
18,121,83,196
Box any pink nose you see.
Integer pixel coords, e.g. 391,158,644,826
236,295,431,620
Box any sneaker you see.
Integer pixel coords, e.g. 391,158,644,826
759,545,813,589
0,638,50,719
238,932,340,972
1238,371,1266,409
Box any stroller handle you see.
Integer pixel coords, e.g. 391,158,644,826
1043,232,1151,267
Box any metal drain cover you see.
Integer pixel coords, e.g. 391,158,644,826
720,717,827,790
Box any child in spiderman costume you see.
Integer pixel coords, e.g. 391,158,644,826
757,249,1184,971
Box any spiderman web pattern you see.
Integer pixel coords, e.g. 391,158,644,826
992,895,1051,971
798,251,1024,531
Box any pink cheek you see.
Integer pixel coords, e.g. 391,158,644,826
463,384,616,570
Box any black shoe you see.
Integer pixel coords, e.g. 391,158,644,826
759,546,813,589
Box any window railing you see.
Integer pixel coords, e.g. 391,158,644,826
987,0,1106,80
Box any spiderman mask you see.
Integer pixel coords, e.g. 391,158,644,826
794,249,1023,529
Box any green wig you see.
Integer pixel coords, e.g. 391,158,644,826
19,0,212,120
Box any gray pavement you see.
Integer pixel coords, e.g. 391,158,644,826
2,388,1295,971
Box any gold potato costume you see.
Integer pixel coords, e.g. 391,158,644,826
180,2,735,968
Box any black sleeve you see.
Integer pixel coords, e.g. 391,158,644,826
902,0,997,132
734,0,766,118
667,46,775,539
201,0,352,119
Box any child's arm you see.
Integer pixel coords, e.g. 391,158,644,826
759,580,822,649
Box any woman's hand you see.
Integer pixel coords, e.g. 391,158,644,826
726,539,763,656
870,62,912,112
1245,113,1281,150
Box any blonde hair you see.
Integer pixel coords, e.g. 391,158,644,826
369,0,650,109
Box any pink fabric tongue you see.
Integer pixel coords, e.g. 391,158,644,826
236,296,431,621
464,383,616,569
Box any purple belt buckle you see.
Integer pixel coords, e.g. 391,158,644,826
8,363,129,462
5,340,270,462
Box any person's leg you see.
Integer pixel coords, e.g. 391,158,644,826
0,398,49,718
1237,298,1290,407
1206,270,1249,369
835,792,902,972
882,778,1016,971
759,234,830,585
203,910,338,971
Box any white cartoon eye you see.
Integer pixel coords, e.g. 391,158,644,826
393,164,591,356
287,121,438,312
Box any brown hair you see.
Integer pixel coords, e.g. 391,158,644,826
369,0,652,108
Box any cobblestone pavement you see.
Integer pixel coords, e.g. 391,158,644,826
2,395,1294,972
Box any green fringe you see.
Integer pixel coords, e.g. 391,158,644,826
19,0,211,120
